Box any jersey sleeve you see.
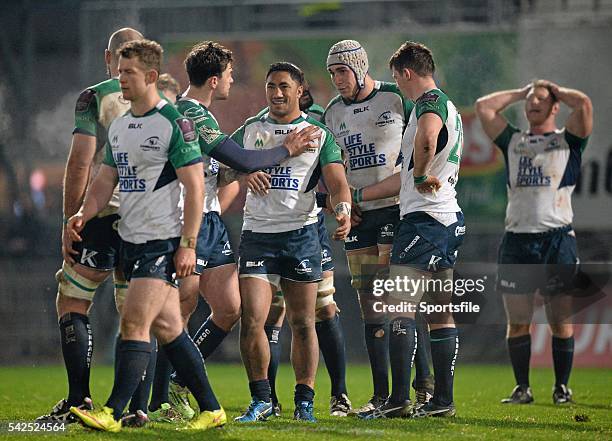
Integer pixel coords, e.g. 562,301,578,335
415,90,448,124
168,118,203,169
493,123,521,152
230,125,246,148
564,129,589,153
319,127,343,166
179,102,228,155
73,89,98,136
102,142,116,168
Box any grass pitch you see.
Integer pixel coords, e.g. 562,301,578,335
0,364,610,440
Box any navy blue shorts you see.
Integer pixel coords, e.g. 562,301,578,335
390,211,465,271
497,226,578,295
318,212,334,272
239,223,322,283
344,205,399,251
195,212,236,274
120,238,179,287
72,214,121,270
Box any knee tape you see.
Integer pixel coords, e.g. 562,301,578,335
56,262,101,301
346,253,379,290
113,274,129,311
315,276,337,313
271,291,285,308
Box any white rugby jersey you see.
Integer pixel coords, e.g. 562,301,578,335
323,81,413,211
103,100,202,243
399,89,462,217
494,124,588,233
231,111,343,233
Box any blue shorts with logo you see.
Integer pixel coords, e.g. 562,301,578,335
73,213,121,271
239,223,322,283
390,211,465,271
497,226,578,295
120,238,179,287
195,211,236,274
344,205,399,251
318,212,334,272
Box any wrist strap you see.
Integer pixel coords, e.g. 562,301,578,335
414,175,428,185
179,236,197,249
352,187,363,204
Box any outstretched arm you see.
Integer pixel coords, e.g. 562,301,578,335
475,85,531,140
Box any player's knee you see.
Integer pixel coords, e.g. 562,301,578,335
287,313,315,333
507,323,530,338
56,263,99,316
214,308,241,330
550,323,573,339
151,316,182,344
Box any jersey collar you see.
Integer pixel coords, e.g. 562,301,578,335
265,112,306,125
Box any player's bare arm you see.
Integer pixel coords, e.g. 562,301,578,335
545,82,593,137
322,162,351,240
413,112,443,194
175,162,205,278
61,134,97,262
65,164,119,261
475,84,531,140
358,172,401,203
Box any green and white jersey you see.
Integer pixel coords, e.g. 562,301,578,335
494,124,588,233
323,81,414,211
74,77,130,212
176,97,228,214
231,111,343,233
103,100,202,243
399,89,462,217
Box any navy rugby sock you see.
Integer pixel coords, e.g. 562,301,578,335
507,334,531,387
294,384,315,405
430,327,459,407
316,314,348,397
149,346,172,411
552,336,574,387
129,339,156,414
364,323,389,398
193,315,229,359
106,340,151,420
59,313,93,406
388,317,416,403
249,379,271,403
265,325,282,404
414,314,432,385
163,331,220,411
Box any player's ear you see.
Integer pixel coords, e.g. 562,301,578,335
404,68,412,81
145,69,159,85
297,84,304,99
209,76,218,89
551,101,560,116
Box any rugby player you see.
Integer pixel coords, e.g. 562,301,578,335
37,28,145,424
67,40,224,432
149,42,319,421
249,85,353,416
321,39,434,413
475,80,592,404
233,62,351,422
356,41,465,418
